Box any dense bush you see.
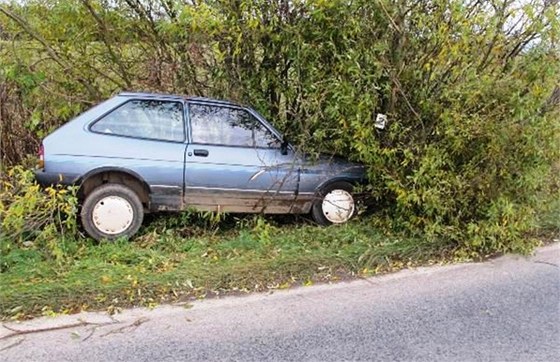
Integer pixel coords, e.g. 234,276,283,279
0,0,558,255
0,166,78,266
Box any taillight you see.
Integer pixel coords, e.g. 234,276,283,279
38,144,45,169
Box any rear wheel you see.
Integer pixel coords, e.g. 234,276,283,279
311,181,355,226
81,183,144,241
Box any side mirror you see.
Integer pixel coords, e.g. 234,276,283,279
280,139,289,155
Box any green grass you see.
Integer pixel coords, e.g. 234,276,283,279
537,196,560,233
0,214,455,320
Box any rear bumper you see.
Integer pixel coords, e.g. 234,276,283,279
34,169,71,187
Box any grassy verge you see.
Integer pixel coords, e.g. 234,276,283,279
0,215,456,320
3,194,557,322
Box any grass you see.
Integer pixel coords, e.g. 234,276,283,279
3,195,556,321
537,196,560,233
0,214,455,320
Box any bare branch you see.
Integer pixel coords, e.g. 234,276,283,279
0,5,101,99
79,0,132,88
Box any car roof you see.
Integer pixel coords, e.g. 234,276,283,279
118,92,240,107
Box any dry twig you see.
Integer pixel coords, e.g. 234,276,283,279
100,317,150,337
0,318,119,341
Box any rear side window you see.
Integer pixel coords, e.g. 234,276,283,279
91,100,185,142
189,104,280,148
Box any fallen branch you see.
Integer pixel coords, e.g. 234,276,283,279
1,318,119,341
0,337,25,352
100,317,150,337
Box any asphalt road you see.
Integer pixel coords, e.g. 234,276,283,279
1,244,559,362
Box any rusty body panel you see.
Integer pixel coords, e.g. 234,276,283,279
184,189,315,214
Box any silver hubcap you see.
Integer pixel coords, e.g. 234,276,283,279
322,189,355,223
92,196,134,235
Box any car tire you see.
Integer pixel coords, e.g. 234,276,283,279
80,183,144,241
311,181,356,226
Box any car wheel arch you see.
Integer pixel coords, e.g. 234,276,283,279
315,177,358,197
78,168,150,206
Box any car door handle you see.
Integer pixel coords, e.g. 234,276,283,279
193,149,209,157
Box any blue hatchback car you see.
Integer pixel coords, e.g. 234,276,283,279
35,92,366,240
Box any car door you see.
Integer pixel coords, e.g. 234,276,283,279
86,98,187,211
184,102,300,213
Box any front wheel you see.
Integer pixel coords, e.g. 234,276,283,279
80,183,144,241
311,181,356,226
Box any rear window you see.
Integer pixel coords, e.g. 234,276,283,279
91,100,185,142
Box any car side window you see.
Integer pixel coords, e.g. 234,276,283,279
189,104,281,148
91,100,185,142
